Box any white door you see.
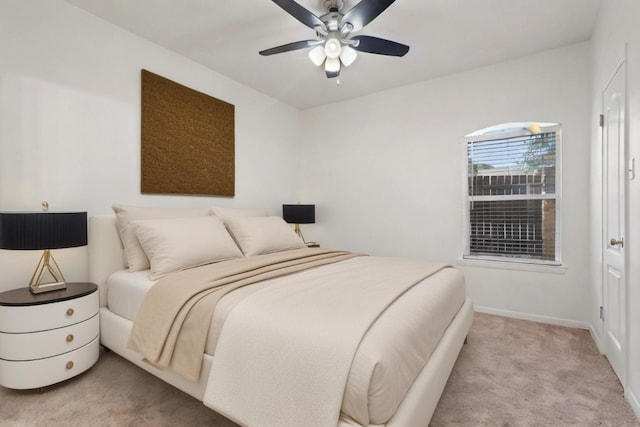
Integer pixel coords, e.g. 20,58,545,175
602,60,627,385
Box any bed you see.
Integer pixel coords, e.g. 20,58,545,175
88,206,473,427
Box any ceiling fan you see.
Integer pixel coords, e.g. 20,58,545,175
259,0,409,79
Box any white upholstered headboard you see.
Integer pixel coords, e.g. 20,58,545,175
88,215,125,307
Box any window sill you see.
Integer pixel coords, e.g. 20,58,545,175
456,257,567,274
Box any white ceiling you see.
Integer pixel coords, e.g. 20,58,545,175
65,0,601,110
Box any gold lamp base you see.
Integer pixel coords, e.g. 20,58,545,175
294,224,307,244
29,249,67,294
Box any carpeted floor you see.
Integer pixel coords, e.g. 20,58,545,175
0,312,638,426
430,313,639,426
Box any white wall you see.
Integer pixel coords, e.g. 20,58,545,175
590,0,640,418
0,0,303,292
300,43,592,326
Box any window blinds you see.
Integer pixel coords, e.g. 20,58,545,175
465,130,558,262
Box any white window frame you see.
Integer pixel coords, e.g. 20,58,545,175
461,122,562,266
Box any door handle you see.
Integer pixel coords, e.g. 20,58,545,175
610,238,624,248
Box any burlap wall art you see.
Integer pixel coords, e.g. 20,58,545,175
140,69,235,196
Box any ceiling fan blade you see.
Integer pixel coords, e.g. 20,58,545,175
272,0,326,30
351,35,409,57
340,0,396,32
259,40,318,56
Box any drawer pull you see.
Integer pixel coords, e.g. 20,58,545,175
66,334,74,343
66,308,74,316
66,361,74,370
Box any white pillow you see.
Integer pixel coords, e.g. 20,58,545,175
225,216,306,256
112,205,211,271
134,216,243,280
211,206,268,223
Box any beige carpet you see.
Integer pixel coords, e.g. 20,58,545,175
0,313,638,426
430,313,638,426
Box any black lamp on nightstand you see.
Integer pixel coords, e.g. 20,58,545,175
282,204,315,244
0,202,87,294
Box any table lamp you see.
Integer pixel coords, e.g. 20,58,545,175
282,204,315,244
0,202,87,294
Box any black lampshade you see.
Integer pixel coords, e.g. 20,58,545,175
0,212,87,250
282,204,315,224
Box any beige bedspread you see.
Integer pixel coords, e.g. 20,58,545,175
128,248,359,381
127,249,466,426
203,255,451,427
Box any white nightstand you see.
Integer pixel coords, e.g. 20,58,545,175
0,282,99,389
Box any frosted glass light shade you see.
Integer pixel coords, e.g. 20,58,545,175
309,45,326,66
325,57,340,73
324,38,342,59
340,46,357,67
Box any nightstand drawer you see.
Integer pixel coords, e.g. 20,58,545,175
0,314,99,360
0,336,99,389
0,291,98,333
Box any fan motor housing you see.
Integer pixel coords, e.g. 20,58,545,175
323,0,344,12
321,11,343,31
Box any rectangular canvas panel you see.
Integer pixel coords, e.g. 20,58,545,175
141,69,235,196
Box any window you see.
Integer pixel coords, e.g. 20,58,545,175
463,122,561,265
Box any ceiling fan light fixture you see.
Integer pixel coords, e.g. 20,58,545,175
324,37,342,59
309,45,326,66
325,57,341,73
339,45,357,67
260,0,410,80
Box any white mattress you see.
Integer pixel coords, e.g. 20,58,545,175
107,270,154,322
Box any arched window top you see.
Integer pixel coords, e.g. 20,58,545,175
465,122,559,139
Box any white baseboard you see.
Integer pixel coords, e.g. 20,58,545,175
474,306,605,354
588,323,604,353
627,389,640,421
474,305,592,330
